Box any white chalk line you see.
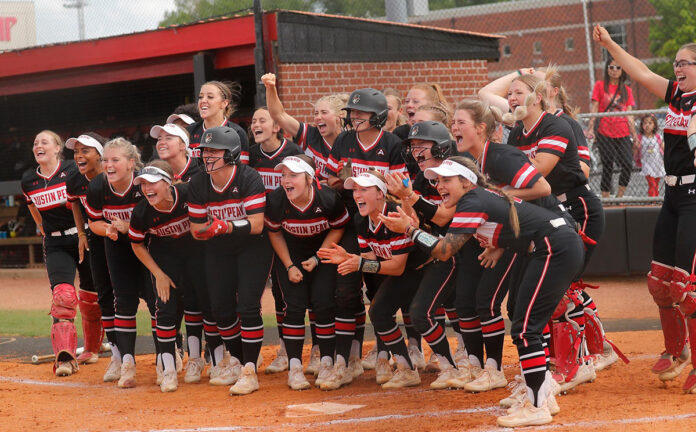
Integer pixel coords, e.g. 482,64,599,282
0,375,102,388
474,412,696,432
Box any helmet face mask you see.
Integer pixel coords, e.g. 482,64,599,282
198,126,241,172
406,121,452,161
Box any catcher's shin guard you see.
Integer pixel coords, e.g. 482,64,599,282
672,268,696,316
51,284,79,371
551,320,582,382
648,262,688,358
584,308,629,364
77,289,104,363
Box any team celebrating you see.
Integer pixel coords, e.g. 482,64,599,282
20,25,696,427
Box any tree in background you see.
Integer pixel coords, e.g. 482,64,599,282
159,0,507,26
648,0,696,85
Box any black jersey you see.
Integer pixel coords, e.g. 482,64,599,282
248,139,303,192
663,80,696,176
294,122,332,181
174,157,203,183
187,163,265,225
21,160,78,234
508,111,586,195
478,140,543,190
326,129,407,179
411,171,448,237
449,186,567,253
129,183,191,243
355,202,413,260
554,109,590,165
85,172,143,240
187,119,250,164
265,184,349,257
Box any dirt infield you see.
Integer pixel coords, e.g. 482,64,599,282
4,273,693,431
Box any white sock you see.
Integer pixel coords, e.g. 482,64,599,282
336,354,347,366
162,352,175,372
213,345,224,366
156,353,162,368
437,354,454,368
122,353,135,365
455,333,464,347
111,344,121,362
187,336,201,358
350,340,360,358
468,355,482,369
244,361,256,371
485,358,498,370
394,354,411,369
408,337,419,349
377,350,389,360
321,356,333,366
289,358,302,369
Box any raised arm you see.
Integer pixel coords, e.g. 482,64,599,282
262,73,301,138
593,24,669,99
479,68,535,113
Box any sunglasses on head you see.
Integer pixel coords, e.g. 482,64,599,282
608,65,622,71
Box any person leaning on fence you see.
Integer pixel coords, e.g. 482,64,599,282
636,114,665,197
586,57,638,198
594,24,696,393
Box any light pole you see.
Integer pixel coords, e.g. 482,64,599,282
64,0,88,41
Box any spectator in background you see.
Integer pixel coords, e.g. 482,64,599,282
383,88,406,133
587,57,638,198
636,113,665,197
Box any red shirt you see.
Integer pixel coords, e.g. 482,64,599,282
592,81,635,138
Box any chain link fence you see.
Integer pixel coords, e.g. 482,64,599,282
0,0,670,266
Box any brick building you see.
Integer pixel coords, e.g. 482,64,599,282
412,0,660,111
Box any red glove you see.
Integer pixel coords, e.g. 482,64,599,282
197,216,229,240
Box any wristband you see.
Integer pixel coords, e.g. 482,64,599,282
412,195,438,220
412,229,440,254
78,232,87,238
516,69,523,76
287,263,298,271
359,257,381,274
311,255,320,266
689,134,696,152
230,219,251,237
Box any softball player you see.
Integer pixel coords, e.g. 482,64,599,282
325,88,409,377
187,80,249,164
85,138,157,388
187,126,272,395
22,130,96,377
265,155,349,390
64,133,111,367
319,171,424,390
380,157,583,427
595,25,696,392
393,83,452,139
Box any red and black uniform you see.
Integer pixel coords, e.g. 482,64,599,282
22,160,94,292
449,186,583,406
187,164,272,366
86,172,155,361
358,201,428,368
554,109,591,166
326,129,408,350
187,120,250,164
173,157,203,182
265,185,349,363
647,81,696,368
128,183,221,365
249,139,303,192
66,170,114,346
294,122,333,181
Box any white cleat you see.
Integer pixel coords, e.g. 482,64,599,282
375,357,394,384
382,363,421,389
103,359,121,382
362,346,378,370
209,356,241,386
497,400,552,428
305,345,321,375
429,361,459,389
265,347,288,374
230,364,259,395
160,369,178,392
315,358,333,387
288,364,311,390
320,360,353,391
463,363,507,392
408,345,426,370
117,362,136,388
184,357,205,384
348,355,364,378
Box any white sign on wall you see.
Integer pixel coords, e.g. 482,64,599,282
0,1,36,50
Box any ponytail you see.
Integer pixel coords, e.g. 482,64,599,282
104,137,143,171
544,64,578,118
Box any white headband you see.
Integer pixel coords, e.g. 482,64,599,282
134,166,173,185
65,134,104,156
424,159,478,184
274,156,315,178
344,172,388,195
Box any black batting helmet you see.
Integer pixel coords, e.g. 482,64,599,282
199,126,242,165
344,88,389,129
405,121,453,160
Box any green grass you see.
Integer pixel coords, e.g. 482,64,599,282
0,309,282,338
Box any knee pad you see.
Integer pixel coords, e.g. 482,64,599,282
648,261,674,307
51,283,77,320
671,268,696,309
551,287,584,320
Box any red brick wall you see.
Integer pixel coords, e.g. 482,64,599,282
276,60,488,124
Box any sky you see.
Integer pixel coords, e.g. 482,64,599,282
2,0,177,46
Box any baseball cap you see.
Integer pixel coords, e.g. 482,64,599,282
424,159,478,184
274,156,315,178
134,166,172,185
65,134,104,156
166,113,195,125
344,172,387,195
150,123,190,146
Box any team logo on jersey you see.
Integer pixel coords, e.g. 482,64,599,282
352,95,360,104
60,172,67,178
232,186,239,193
315,207,323,214
411,126,419,136
377,149,385,156
204,133,212,144
135,192,142,198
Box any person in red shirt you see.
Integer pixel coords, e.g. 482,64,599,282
587,57,638,198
